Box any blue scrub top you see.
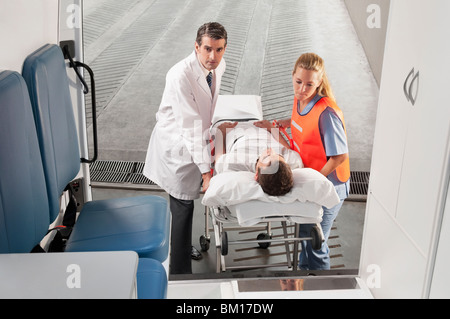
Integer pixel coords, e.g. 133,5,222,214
298,94,350,199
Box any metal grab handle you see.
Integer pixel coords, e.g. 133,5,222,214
75,61,98,164
62,45,89,94
61,44,98,164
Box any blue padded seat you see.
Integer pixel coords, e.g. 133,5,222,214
22,44,169,263
21,45,80,222
0,70,167,299
137,258,168,299
65,196,169,261
0,71,50,253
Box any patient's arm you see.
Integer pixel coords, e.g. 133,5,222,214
253,120,291,149
253,119,272,131
273,130,292,149
213,121,238,162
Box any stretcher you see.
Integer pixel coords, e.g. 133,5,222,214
200,95,340,272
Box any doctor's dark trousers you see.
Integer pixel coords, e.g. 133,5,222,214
169,195,194,274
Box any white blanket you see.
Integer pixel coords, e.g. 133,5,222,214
228,200,323,227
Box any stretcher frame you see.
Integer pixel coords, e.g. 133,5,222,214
200,204,324,273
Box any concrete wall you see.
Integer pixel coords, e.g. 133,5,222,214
344,0,390,86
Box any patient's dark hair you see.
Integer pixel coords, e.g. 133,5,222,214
256,160,294,196
196,22,228,46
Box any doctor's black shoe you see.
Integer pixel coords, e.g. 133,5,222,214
191,246,203,260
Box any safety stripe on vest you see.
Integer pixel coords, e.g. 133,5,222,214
291,120,303,133
293,140,301,152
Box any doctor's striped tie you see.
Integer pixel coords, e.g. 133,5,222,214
206,72,212,90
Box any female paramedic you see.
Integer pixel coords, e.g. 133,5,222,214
255,52,350,270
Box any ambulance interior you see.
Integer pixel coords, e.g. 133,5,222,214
0,0,449,299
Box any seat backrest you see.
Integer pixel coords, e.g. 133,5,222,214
0,71,50,253
22,44,81,221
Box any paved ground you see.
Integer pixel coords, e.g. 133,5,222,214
83,0,378,170
83,0,379,274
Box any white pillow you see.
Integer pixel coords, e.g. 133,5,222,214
202,168,340,208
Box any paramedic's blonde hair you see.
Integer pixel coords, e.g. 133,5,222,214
293,53,335,101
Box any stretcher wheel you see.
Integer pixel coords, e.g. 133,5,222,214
311,225,324,250
199,235,210,251
221,232,228,256
257,233,272,249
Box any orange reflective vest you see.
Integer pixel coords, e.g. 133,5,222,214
290,96,350,183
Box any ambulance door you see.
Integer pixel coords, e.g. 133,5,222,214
360,0,450,298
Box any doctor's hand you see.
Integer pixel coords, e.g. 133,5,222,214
201,172,212,192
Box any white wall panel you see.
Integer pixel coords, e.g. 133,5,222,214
361,0,450,298
393,0,450,256
361,196,427,299
0,0,59,72
367,0,410,219
430,181,450,298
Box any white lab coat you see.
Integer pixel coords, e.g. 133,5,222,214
143,50,226,200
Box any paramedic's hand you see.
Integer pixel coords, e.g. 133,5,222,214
202,172,212,192
276,118,291,128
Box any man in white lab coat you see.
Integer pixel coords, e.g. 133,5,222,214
143,22,227,274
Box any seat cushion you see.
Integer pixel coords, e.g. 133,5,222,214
65,195,170,262
137,258,167,299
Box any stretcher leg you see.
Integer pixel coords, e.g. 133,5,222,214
281,221,292,269
293,223,300,270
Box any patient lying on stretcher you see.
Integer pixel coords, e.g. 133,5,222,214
212,121,303,196
204,119,340,227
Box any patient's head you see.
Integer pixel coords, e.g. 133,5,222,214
255,149,294,196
